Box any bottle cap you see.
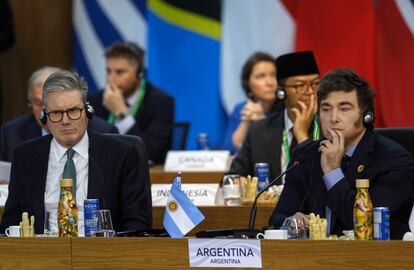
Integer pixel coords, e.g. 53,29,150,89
356,179,369,188
60,178,73,187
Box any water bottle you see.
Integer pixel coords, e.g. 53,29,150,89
58,178,78,237
354,179,373,240
197,133,210,150
222,174,241,206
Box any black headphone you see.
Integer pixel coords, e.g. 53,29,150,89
39,102,94,125
363,110,374,127
275,86,287,100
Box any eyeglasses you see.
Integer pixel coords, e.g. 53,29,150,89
283,80,320,93
46,107,84,123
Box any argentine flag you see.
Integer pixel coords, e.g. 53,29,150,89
163,175,205,238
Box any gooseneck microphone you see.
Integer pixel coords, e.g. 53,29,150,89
247,155,306,231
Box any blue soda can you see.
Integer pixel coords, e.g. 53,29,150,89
255,163,269,192
374,207,390,240
84,199,100,237
197,133,210,150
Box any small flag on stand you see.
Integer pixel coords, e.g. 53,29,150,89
163,172,205,238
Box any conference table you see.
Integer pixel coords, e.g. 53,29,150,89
150,165,225,184
0,237,413,269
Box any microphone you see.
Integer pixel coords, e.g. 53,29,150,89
195,154,307,239
247,155,306,231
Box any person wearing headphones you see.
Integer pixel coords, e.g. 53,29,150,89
0,66,118,162
229,51,320,181
223,52,282,154
270,68,414,239
0,70,151,235
88,42,174,164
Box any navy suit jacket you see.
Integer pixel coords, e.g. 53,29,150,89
269,130,414,239
0,114,118,162
230,112,315,183
0,131,151,234
88,82,174,164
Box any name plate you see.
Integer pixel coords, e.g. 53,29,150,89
0,184,9,206
152,184,218,206
188,239,262,268
164,151,230,172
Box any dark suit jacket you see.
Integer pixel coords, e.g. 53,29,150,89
0,114,118,162
230,112,315,183
88,82,174,164
269,130,414,239
0,131,151,234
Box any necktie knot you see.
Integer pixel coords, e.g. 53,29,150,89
341,155,351,171
66,148,75,159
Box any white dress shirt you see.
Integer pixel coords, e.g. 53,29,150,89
114,88,139,134
280,109,294,183
44,131,89,236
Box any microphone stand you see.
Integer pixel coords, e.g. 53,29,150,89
196,160,301,239
247,161,299,231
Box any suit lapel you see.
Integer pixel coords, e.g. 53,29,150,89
266,113,283,179
35,135,53,229
87,132,105,203
344,130,375,185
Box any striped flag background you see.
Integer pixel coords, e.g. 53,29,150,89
73,0,414,150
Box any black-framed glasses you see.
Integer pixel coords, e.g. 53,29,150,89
46,107,84,123
283,80,320,93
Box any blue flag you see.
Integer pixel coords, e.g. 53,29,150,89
163,175,205,238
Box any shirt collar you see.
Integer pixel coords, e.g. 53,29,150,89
126,87,140,107
346,144,357,157
284,109,294,132
51,131,89,162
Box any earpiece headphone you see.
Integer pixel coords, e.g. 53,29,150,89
275,86,286,100
363,110,374,127
39,102,94,125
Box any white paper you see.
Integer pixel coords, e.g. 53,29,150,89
152,184,218,206
188,239,262,268
0,161,11,184
164,151,230,172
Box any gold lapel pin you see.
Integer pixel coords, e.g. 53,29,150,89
357,165,364,173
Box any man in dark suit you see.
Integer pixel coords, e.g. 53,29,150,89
270,68,414,239
0,67,118,162
230,51,320,181
88,42,174,164
0,70,151,235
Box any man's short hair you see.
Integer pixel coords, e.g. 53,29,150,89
42,70,88,106
105,41,144,77
27,66,61,105
317,68,376,128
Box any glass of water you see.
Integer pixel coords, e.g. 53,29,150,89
43,211,58,236
91,209,115,237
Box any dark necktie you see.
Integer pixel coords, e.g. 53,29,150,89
341,154,351,172
62,148,77,197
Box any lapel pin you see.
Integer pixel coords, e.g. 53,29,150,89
357,165,364,173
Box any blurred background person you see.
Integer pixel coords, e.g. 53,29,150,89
0,66,117,162
229,51,320,180
88,42,174,164
223,52,281,154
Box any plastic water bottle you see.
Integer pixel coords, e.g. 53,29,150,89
197,133,210,150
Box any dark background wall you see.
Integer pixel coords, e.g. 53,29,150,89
0,0,72,123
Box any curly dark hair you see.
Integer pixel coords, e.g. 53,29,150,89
241,52,276,97
317,68,376,128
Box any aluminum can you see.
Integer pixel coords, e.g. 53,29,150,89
255,163,269,192
373,207,390,240
84,199,100,237
197,133,210,150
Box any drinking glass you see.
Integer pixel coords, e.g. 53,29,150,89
280,216,307,239
91,209,115,237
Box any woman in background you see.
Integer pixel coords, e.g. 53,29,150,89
223,52,281,153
